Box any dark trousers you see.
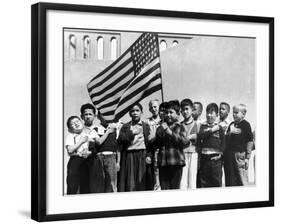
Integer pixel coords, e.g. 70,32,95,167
146,164,154,190
159,165,183,190
66,156,89,194
224,151,248,186
89,153,117,193
197,154,223,188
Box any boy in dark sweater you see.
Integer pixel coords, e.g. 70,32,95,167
190,103,225,188
224,104,254,186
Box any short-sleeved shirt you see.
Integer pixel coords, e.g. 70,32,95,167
226,119,253,152
65,129,98,156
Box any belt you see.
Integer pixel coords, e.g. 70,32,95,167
96,151,115,156
201,153,221,160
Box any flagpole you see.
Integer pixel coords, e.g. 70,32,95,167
155,33,165,103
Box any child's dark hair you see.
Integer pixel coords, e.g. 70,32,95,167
180,98,193,109
206,103,219,115
80,103,96,115
220,102,230,112
166,100,180,114
159,102,168,110
129,102,143,112
66,116,80,129
193,101,203,112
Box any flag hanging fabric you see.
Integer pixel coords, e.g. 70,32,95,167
87,32,163,122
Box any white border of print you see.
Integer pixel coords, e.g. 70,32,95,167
46,10,269,215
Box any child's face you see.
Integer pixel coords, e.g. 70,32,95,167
219,104,229,120
233,106,244,122
166,108,179,124
181,105,193,120
82,109,95,126
149,101,159,117
192,104,202,120
206,110,217,124
69,118,84,134
159,107,166,121
129,105,142,122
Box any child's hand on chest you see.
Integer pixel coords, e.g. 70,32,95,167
229,124,242,135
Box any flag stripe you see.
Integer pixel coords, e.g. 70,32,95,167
114,84,162,122
98,98,120,113
102,80,162,122
98,67,160,114
94,58,160,109
87,56,133,92
115,74,161,114
125,61,160,92
101,76,161,117
92,76,132,106
89,67,134,101
88,48,131,83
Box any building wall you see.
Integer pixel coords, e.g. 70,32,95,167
160,36,255,127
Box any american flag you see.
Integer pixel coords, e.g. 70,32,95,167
87,32,163,122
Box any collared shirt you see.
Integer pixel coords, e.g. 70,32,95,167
181,118,198,153
65,129,98,156
127,120,146,150
219,118,231,134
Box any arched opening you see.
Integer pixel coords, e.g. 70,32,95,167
160,40,167,52
83,36,90,59
110,37,117,60
69,34,76,59
97,36,104,60
172,40,179,47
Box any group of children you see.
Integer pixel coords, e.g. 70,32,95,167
65,99,254,194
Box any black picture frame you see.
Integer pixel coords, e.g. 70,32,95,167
31,2,274,222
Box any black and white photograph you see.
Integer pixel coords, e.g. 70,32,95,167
30,2,274,222
63,29,256,195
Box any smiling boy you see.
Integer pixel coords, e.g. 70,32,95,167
65,116,97,194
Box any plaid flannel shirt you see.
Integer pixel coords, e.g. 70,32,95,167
155,122,186,167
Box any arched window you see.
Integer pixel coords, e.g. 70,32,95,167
97,36,104,60
110,37,117,60
83,36,90,59
160,40,167,52
69,34,76,59
172,40,179,47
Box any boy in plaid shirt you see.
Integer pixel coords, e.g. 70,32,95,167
154,100,186,190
